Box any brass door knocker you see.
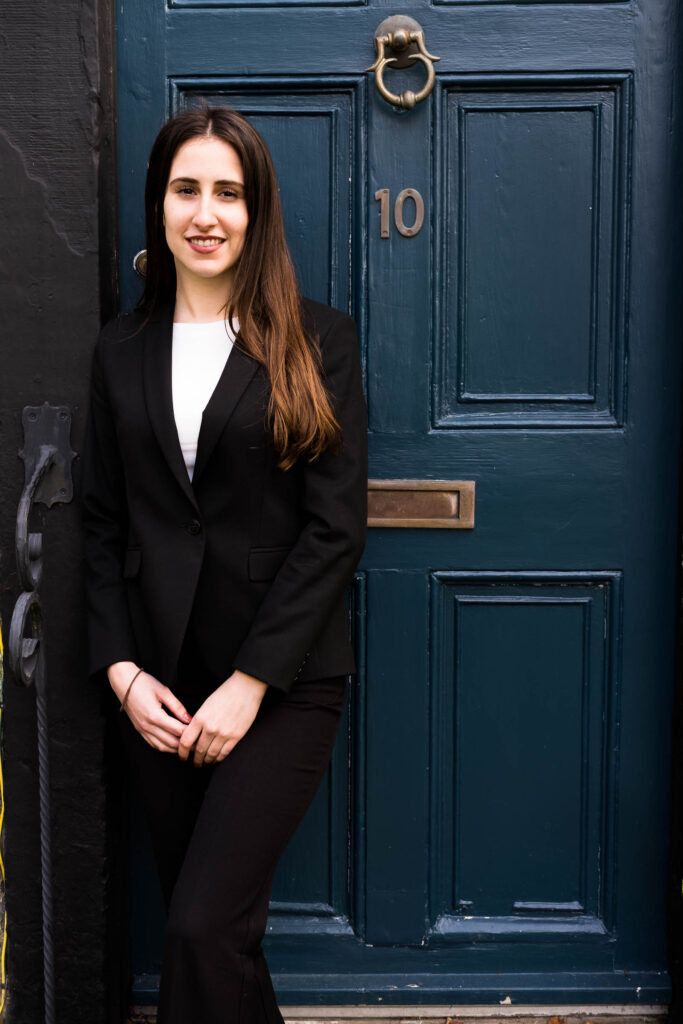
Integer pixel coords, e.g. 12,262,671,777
367,16,440,111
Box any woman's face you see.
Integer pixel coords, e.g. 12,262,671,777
163,135,249,292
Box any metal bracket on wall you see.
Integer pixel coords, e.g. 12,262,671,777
9,403,75,1024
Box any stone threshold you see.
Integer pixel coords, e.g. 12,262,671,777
128,1004,669,1024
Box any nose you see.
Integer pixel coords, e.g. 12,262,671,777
192,193,219,231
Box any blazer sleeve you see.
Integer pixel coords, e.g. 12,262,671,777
80,328,139,678
231,310,368,692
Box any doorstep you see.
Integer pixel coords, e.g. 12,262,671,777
128,1004,669,1024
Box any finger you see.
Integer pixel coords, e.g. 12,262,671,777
160,689,193,725
178,719,202,761
201,735,227,765
193,729,222,767
146,723,181,748
151,740,179,754
143,730,179,754
193,734,214,768
214,738,237,763
151,711,186,737
136,709,184,741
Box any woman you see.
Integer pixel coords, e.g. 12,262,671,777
81,105,368,1024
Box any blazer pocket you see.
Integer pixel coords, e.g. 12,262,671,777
122,547,142,579
248,545,293,582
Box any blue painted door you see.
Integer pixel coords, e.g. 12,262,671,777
117,0,681,1008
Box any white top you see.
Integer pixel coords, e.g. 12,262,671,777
171,318,238,480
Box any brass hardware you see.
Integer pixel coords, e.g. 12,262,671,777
368,480,475,528
367,16,440,111
374,187,425,238
133,249,148,277
394,188,424,237
375,188,391,238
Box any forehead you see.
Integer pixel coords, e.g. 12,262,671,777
167,136,244,182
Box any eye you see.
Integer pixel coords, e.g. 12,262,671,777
219,188,241,200
176,186,195,196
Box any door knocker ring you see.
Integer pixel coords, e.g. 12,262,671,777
367,16,440,111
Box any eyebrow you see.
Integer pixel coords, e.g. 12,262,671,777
168,177,244,188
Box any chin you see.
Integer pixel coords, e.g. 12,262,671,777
185,261,232,280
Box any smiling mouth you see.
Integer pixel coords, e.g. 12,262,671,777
187,236,226,249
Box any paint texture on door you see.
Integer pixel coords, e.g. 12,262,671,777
117,0,681,1007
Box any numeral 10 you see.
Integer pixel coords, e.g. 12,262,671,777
374,188,425,238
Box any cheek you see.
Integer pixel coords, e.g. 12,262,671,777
229,204,248,239
236,214,249,249
163,199,184,237
163,218,178,256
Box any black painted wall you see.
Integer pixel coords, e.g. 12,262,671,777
0,2,122,1022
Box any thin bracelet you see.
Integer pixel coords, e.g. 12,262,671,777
119,667,144,713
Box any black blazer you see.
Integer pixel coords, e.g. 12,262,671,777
81,297,368,693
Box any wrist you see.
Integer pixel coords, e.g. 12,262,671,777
107,661,140,697
230,669,268,699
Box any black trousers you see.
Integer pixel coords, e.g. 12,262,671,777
114,630,347,1024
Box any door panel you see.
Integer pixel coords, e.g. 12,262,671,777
430,573,619,937
117,0,679,1006
438,78,627,426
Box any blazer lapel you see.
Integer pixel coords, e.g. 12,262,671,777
192,340,260,485
143,302,200,512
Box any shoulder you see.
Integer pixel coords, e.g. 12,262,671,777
299,297,361,389
90,309,152,389
98,308,149,347
300,296,356,344
93,309,153,380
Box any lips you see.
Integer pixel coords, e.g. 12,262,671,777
186,236,226,253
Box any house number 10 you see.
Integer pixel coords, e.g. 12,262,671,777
374,188,425,238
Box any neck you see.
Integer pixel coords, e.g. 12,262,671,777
173,270,235,323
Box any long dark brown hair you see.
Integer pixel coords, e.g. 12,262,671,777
137,105,342,470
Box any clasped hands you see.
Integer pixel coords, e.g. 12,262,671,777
107,662,268,766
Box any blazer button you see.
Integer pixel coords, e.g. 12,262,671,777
185,519,202,536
